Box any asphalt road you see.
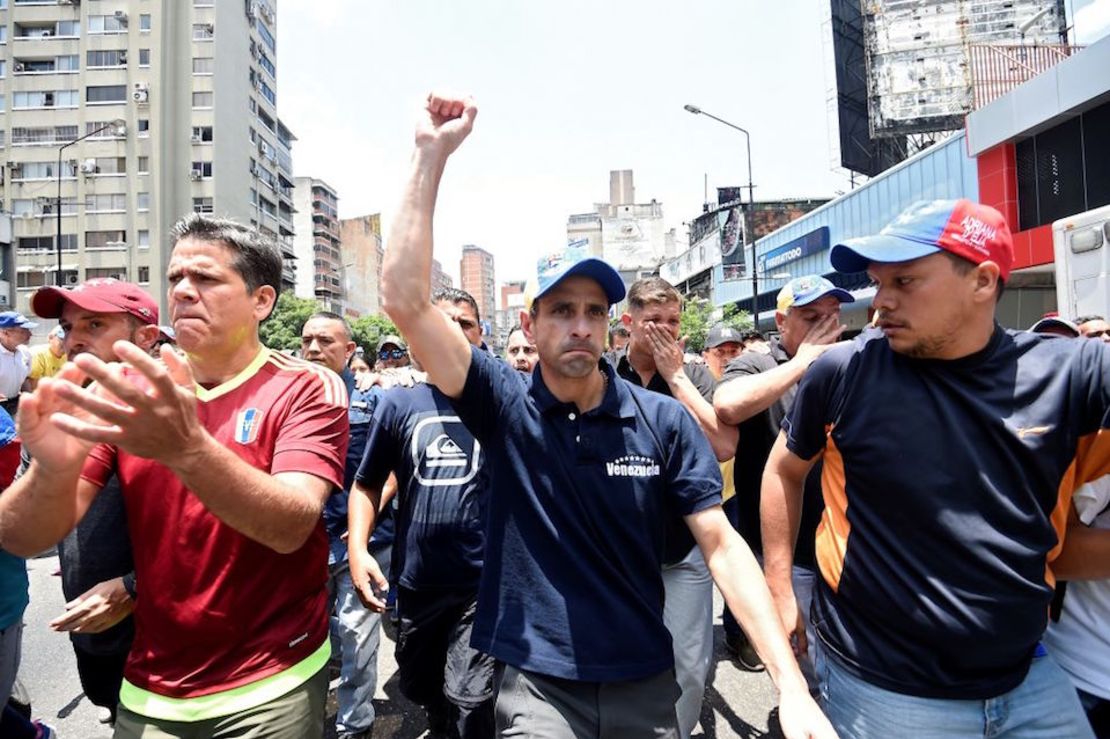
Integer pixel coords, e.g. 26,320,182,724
21,551,782,738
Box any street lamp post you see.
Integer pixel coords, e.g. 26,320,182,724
683,104,760,327
56,119,125,286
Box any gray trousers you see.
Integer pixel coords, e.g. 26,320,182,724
661,545,713,738
495,664,680,738
0,620,22,703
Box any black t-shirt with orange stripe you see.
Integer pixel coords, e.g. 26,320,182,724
785,325,1110,699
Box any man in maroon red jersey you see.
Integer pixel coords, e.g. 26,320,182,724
0,214,349,738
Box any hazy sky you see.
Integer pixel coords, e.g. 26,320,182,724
276,0,1109,285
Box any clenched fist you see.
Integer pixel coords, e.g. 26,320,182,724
415,92,478,158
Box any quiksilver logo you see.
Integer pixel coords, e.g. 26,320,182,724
606,455,660,478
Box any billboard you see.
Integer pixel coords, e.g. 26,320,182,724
863,0,1066,138
719,204,747,281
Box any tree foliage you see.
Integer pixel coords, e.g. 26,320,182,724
259,293,399,354
721,303,754,333
680,299,714,353
259,293,319,351
349,314,399,355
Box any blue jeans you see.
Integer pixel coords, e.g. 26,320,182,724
815,640,1094,738
329,544,392,735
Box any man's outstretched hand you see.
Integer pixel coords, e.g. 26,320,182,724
415,92,478,158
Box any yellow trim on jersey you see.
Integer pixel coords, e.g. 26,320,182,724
118,638,329,722
194,346,271,402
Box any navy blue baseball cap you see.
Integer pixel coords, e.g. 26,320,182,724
531,244,626,306
0,311,38,330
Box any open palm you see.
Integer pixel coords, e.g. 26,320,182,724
17,365,107,473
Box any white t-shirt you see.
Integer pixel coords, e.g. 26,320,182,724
0,343,31,399
1044,475,1110,700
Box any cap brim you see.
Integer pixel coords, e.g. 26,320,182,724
535,258,626,305
31,286,127,320
1029,318,1079,336
830,234,941,273
792,287,856,307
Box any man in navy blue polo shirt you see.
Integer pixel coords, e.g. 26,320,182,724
762,199,1110,737
380,91,832,739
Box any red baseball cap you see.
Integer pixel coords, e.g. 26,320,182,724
831,199,1014,281
32,278,159,325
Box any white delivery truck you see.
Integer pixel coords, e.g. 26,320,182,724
1053,203,1110,321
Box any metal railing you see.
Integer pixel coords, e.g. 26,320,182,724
970,44,1083,110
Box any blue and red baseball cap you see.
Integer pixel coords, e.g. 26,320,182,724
531,243,625,306
776,275,854,313
830,199,1014,281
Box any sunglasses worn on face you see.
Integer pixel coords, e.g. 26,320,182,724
379,348,407,360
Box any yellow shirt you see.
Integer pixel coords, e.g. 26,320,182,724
29,345,66,381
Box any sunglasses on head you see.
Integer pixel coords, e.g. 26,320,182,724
379,348,407,360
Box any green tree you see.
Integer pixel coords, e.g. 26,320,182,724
259,293,319,351
349,313,398,355
721,303,754,333
680,299,714,353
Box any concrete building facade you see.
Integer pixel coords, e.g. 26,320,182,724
339,212,382,318
459,244,495,337
0,0,296,321
292,176,342,312
431,257,452,294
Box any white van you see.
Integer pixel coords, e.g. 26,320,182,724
1053,203,1110,321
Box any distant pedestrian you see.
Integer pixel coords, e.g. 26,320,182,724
1076,315,1110,343
27,325,67,391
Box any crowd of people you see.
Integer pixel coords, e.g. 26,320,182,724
0,92,1106,739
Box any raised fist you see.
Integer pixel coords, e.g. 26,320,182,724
415,92,478,157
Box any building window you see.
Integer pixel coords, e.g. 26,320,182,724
0,61,6,79
13,161,74,180
86,194,127,213
192,91,213,108
255,21,275,53
11,125,79,145
85,121,124,138
191,125,213,142
138,266,151,284
56,21,80,37
86,231,127,249
192,57,213,75
13,90,79,109
137,192,150,211
139,48,151,67
87,49,127,68
259,80,276,107
137,156,150,173
88,15,129,34
86,267,128,281
139,14,151,31
56,55,80,72
92,157,127,174
193,197,214,213
192,23,214,41
87,85,127,104
138,230,150,249
138,119,150,135
258,53,276,79
18,235,77,253
191,161,213,178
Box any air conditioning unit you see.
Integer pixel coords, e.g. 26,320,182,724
190,134,202,143
13,62,25,73
79,159,98,175
203,23,214,34
119,51,127,64
248,163,258,176
132,83,149,104
65,274,80,286
190,169,203,181
41,30,54,38
113,10,128,22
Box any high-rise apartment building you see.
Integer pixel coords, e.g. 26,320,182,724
431,257,452,294
459,244,495,337
0,0,296,318
293,177,342,312
339,212,382,318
